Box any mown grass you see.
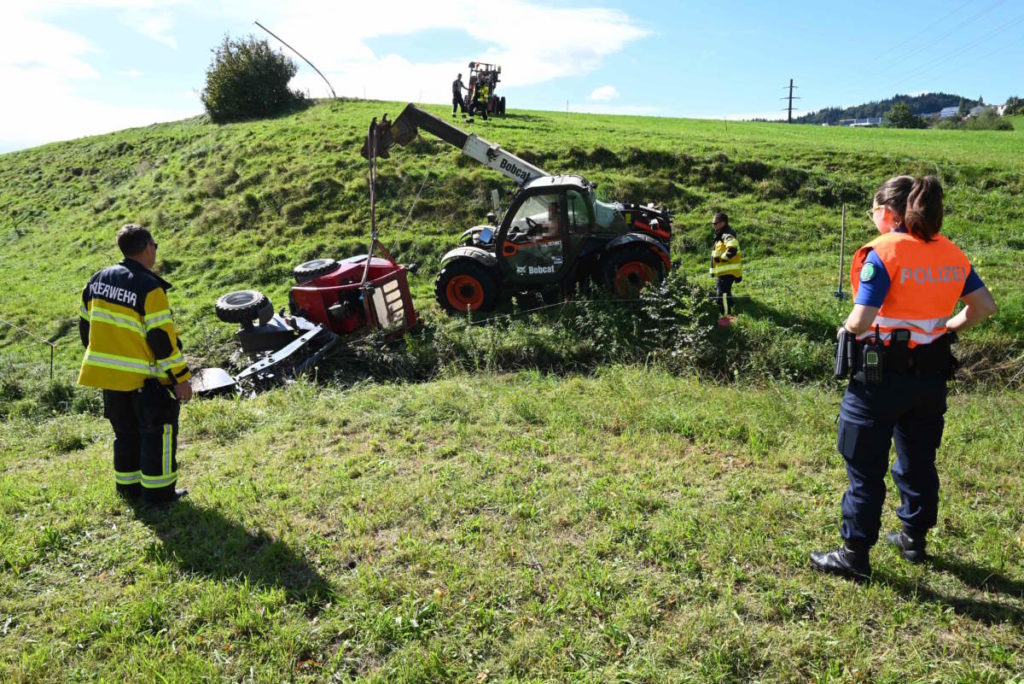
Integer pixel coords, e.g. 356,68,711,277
2,369,1022,681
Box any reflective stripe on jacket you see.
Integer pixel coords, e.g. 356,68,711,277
711,229,742,278
78,259,191,391
850,232,970,348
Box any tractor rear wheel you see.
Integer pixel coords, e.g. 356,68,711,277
215,290,274,325
602,246,664,298
293,258,339,283
435,259,499,314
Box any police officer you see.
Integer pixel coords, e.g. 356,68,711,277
709,212,742,315
452,73,468,117
811,176,996,580
78,224,192,505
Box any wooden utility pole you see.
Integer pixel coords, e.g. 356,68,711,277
782,78,800,122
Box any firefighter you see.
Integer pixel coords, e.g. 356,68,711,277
811,176,997,581
451,72,468,117
709,212,742,315
78,224,192,505
474,82,491,120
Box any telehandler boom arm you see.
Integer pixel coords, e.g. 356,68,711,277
361,103,548,186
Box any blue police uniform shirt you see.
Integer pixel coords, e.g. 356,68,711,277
855,245,985,307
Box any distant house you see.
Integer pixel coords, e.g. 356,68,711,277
995,104,1007,116
836,117,884,127
968,105,987,117
938,106,959,119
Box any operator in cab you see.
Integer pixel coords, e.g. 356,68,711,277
811,175,996,581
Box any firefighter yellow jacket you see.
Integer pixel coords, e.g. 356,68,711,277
78,259,190,391
710,228,742,279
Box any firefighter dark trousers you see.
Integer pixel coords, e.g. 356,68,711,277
103,379,180,502
837,371,947,546
716,275,737,315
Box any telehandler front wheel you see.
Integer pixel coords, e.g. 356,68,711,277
435,259,499,314
215,290,274,325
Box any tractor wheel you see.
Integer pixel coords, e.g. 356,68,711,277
215,290,274,325
435,259,498,314
293,258,339,283
602,246,664,298
499,97,507,117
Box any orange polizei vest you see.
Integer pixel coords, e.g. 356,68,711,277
850,232,971,348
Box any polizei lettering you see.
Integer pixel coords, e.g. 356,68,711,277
899,265,967,285
90,281,138,307
499,158,533,182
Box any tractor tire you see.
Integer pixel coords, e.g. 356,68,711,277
499,97,507,117
602,245,664,298
293,258,339,283
435,259,499,314
215,290,274,325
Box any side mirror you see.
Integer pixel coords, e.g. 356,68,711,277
490,188,501,214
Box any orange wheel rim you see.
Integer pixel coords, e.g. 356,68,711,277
614,261,656,296
446,275,485,310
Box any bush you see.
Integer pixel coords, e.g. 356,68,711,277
966,110,1014,131
884,102,927,129
201,35,305,124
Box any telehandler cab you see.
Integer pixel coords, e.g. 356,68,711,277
363,103,673,313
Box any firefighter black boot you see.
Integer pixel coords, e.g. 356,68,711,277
810,540,871,581
886,528,927,564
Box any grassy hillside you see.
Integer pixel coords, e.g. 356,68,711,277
1,102,1023,680
2,369,1022,681
0,100,1022,390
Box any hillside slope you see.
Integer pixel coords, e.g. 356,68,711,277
1,100,1022,385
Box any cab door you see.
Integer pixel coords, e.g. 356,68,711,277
497,190,568,286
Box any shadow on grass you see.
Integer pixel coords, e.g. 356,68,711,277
133,499,332,610
734,296,836,339
876,556,1024,626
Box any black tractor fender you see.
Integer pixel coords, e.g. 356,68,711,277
439,245,498,270
458,225,496,246
602,233,671,270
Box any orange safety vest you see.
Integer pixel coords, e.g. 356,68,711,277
850,232,970,348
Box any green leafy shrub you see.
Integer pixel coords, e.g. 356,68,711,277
201,35,306,124
884,102,927,129
966,110,1013,131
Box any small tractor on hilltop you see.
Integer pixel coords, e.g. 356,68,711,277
363,103,673,313
467,61,506,117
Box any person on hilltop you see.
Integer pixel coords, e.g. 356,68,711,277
452,72,469,117
709,212,742,316
811,176,997,581
78,224,192,505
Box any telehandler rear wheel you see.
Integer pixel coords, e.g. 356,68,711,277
603,246,664,298
435,259,498,314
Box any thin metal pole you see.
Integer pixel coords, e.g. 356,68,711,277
834,203,849,300
254,20,337,99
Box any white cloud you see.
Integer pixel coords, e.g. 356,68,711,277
0,1,649,151
121,11,178,49
589,86,619,102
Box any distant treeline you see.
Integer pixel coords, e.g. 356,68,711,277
794,93,980,125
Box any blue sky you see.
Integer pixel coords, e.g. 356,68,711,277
2,0,1022,152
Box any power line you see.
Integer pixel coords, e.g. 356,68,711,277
780,79,800,122
865,0,994,71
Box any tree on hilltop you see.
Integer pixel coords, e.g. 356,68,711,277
201,35,306,124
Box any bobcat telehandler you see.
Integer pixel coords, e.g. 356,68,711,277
363,103,673,314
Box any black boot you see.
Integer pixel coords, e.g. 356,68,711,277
810,541,871,581
141,488,188,506
886,529,926,564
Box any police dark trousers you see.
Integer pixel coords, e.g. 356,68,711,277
838,368,947,546
103,379,180,503
716,275,737,315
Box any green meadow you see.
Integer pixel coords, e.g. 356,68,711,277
1,102,1022,680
